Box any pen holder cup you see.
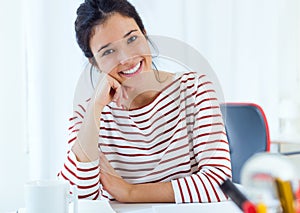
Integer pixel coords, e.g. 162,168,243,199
241,152,298,213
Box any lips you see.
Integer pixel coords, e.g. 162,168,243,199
119,61,142,77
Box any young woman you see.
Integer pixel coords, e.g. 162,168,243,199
59,0,231,203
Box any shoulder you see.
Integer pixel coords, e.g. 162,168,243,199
174,71,208,86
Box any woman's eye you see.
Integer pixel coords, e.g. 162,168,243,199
102,49,114,56
127,35,138,44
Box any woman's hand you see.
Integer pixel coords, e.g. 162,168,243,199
93,73,130,108
99,152,134,202
100,169,133,202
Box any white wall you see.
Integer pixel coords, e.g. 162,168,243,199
25,0,85,181
130,0,300,139
0,0,85,211
0,1,28,212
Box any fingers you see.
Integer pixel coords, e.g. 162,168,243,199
110,81,122,107
110,79,133,109
112,86,122,106
95,73,134,109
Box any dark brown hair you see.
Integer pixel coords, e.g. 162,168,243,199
75,0,145,58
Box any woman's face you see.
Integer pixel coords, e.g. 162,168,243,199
90,13,152,83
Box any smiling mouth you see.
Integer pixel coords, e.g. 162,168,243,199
119,61,142,77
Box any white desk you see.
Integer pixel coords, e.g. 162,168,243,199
111,200,242,213
17,200,242,213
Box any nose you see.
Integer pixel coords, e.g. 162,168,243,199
118,47,135,65
120,57,134,65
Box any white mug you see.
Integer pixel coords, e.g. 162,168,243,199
25,179,78,213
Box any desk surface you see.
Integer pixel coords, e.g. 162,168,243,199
111,201,242,213
17,200,242,213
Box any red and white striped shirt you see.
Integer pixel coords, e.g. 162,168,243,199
58,71,232,203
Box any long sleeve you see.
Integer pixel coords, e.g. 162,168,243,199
58,99,102,200
171,74,232,203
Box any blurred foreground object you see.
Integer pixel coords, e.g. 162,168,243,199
241,153,298,213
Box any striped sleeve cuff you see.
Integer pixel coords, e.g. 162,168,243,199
59,150,101,200
171,178,188,203
171,171,229,204
68,150,100,170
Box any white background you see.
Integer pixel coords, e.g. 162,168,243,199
0,0,299,212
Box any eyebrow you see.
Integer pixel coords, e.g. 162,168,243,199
97,29,138,53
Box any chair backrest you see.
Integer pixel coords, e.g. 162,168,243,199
220,103,270,183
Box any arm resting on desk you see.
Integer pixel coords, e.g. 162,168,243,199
100,168,175,203
100,164,231,203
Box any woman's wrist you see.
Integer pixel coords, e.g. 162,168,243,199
71,99,104,163
125,183,153,203
71,140,99,162
126,182,175,203
126,184,136,202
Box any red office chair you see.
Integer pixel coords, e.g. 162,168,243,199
220,103,271,183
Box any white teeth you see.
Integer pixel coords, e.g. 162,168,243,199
121,62,141,75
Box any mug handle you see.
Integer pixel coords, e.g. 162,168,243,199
68,185,78,213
